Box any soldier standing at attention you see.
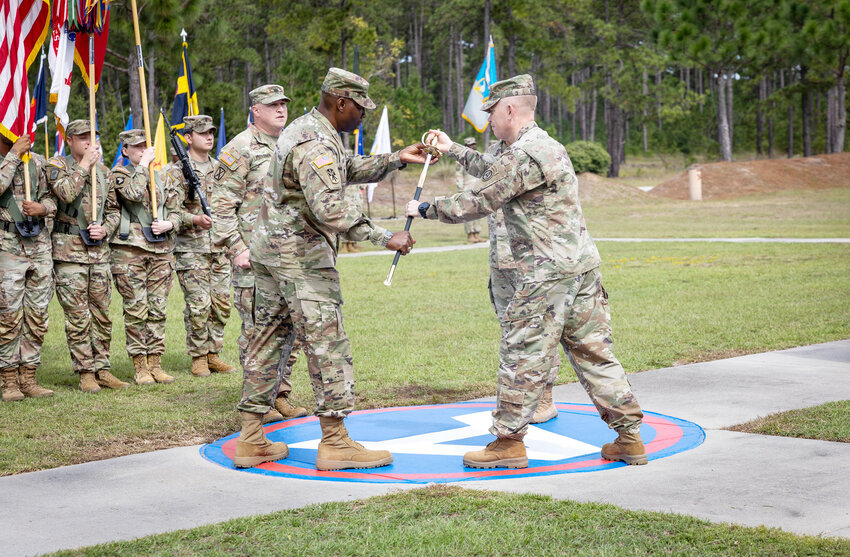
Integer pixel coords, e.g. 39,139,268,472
47,120,124,392
0,135,56,401
211,84,306,422
455,137,485,243
406,75,646,469
231,68,433,470
163,115,234,377
111,129,181,385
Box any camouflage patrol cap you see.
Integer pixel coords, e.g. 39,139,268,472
249,84,291,106
481,74,536,111
463,137,477,146
321,67,376,110
118,129,147,146
183,115,217,134
65,119,99,137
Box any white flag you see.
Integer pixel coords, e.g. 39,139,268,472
367,105,391,202
48,24,75,136
462,37,497,133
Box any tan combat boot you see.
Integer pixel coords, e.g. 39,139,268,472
147,354,175,384
191,356,211,377
133,354,155,385
467,232,477,244
262,409,285,424
0,367,25,401
79,372,101,393
233,411,289,468
463,438,528,469
316,416,393,471
96,370,130,390
274,394,308,419
207,353,234,373
530,384,557,424
18,366,54,398
601,430,648,465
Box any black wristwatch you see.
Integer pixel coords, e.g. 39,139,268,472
418,202,430,219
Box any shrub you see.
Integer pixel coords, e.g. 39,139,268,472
565,141,611,174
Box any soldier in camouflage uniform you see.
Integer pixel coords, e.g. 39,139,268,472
487,207,559,424
110,129,180,385
47,120,125,392
455,137,484,243
0,135,56,401
211,84,306,422
231,68,431,470
162,115,234,378
407,75,645,469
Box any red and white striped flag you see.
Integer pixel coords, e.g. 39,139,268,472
0,0,50,142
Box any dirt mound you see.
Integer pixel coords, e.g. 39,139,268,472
576,172,653,204
650,152,850,200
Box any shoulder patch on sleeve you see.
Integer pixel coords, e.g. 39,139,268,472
213,164,227,182
219,150,238,168
167,169,181,182
478,162,507,189
47,158,65,169
311,153,334,169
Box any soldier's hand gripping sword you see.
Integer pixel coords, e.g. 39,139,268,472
383,132,440,287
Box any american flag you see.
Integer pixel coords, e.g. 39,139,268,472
0,0,50,141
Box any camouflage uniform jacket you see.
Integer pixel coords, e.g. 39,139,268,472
251,107,404,269
426,122,601,282
210,125,277,261
162,156,222,254
481,141,516,271
110,163,179,254
0,151,57,256
47,155,119,264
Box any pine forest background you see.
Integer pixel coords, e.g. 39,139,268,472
43,0,848,177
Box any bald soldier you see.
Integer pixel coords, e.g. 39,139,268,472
211,84,306,422
231,68,435,470
455,137,485,243
162,115,234,377
0,135,56,401
46,119,124,392
406,74,646,469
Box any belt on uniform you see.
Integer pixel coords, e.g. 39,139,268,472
0,218,45,233
54,221,82,235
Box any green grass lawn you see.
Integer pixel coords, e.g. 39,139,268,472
50,486,850,556
729,400,850,442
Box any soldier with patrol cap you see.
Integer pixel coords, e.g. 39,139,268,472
455,137,485,243
111,129,181,385
163,115,234,378
47,119,124,392
0,135,57,401
406,74,646,469
230,67,435,471
211,84,307,422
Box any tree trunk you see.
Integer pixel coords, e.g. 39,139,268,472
128,42,142,124
482,0,491,146
768,73,775,158
642,70,648,153
264,37,272,83
606,100,622,177
456,30,464,132
447,26,455,136
589,88,597,142
146,44,156,120
726,73,733,152
756,77,764,156
655,70,662,131
835,77,846,152
716,72,732,161
801,65,812,156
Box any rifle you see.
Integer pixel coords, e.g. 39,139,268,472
161,108,211,217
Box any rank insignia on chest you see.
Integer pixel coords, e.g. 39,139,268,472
326,167,339,184
312,153,334,169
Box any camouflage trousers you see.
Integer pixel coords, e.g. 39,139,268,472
492,267,643,439
455,185,482,235
489,265,559,387
234,274,296,397
54,261,112,374
237,262,352,416
175,251,231,357
111,247,174,357
0,250,53,370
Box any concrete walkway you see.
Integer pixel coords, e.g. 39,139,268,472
1,341,848,555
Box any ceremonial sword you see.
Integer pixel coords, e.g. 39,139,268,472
383,132,440,287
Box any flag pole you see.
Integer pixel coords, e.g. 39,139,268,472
130,0,157,219
88,34,98,222
44,119,49,158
